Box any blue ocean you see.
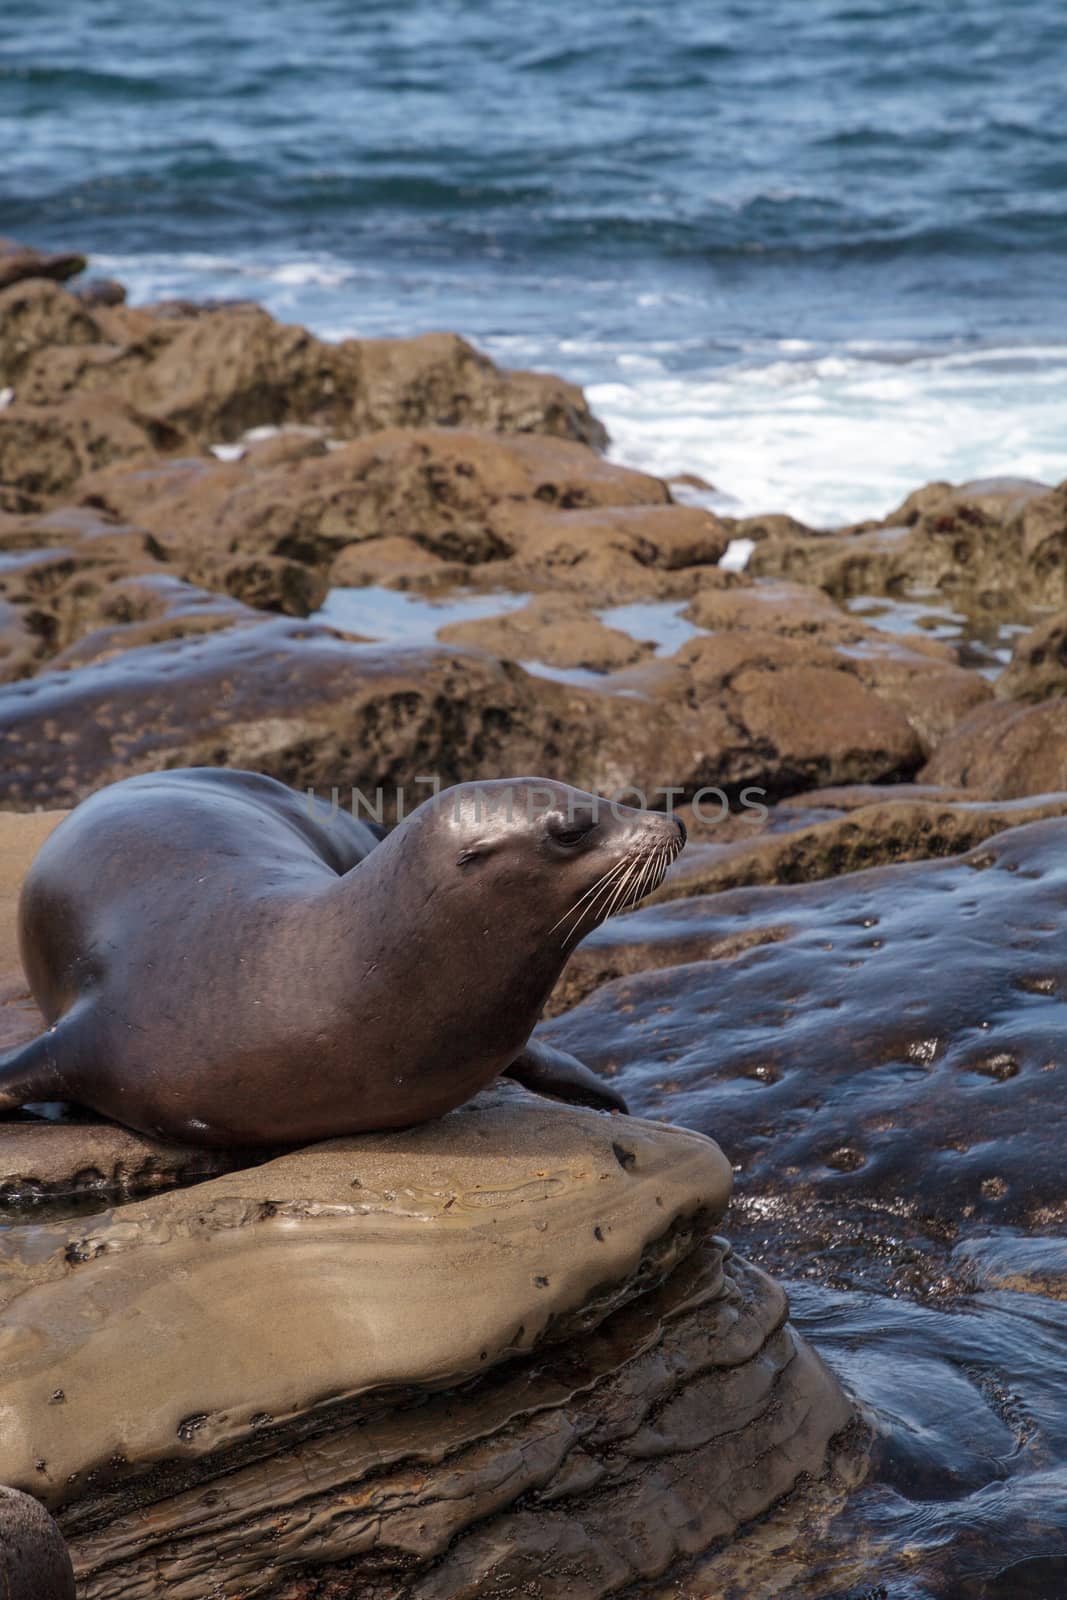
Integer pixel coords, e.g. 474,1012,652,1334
2,0,1065,523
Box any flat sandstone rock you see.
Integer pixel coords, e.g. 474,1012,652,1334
0,1087,852,1600
0,1086,733,1502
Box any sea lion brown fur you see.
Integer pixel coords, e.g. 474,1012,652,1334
0,770,684,1146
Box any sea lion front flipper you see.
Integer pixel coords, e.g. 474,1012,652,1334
504,1039,629,1114
0,1012,79,1115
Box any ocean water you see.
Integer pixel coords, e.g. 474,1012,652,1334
2,0,1066,522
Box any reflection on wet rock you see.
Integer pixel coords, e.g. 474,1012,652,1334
545,817,1067,1226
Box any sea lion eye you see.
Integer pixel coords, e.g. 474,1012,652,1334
547,812,596,848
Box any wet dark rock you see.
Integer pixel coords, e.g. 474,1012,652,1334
0,580,937,809
0,620,604,809
661,786,1067,899
544,816,1067,1227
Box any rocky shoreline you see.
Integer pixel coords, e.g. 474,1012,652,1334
3,239,1067,1596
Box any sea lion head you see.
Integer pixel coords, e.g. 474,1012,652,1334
410,777,685,952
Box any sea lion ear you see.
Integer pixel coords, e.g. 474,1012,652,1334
456,845,486,868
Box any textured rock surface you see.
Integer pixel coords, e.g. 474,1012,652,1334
0,1086,853,1598
0,281,605,505
544,817,1067,1226
0,1089,734,1500
997,609,1067,701
921,697,1067,795
658,785,1067,899
58,1240,852,1600
746,476,1067,614
0,606,943,810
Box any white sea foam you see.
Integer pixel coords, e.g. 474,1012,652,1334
586,344,1067,527
719,538,757,572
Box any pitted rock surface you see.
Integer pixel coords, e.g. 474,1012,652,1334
544,817,1067,1226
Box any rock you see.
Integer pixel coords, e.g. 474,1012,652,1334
46,575,261,670
0,1486,75,1599
0,607,937,810
74,278,127,309
0,1087,853,1598
0,618,689,810
683,577,991,751
749,477,1067,616
353,332,608,448
329,534,466,591
1,1088,732,1501
997,610,1067,701
0,592,43,682
0,393,187,501
480,502,729,601
614,631,924,797
220,555,329,617
652,787,1067,902
438,593,655,672
0,280,102,382
543,816,1067,1227
0,1119,253,1205
0,509,203,677
1,284,605,465
0,238,86,292
921,698,1067,796
80,428,671,575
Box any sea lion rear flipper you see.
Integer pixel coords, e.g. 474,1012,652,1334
0,1020,74,1115
504,1039,629,1115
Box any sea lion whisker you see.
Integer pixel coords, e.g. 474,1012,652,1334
604,853,645,923
549,859,627,937
577,856,637,936
630,844,662,908
554,861,629,943
633,845,668,909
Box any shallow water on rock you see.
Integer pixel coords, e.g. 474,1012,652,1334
316,585,706,684
843,588,1042,678
315,584,531,644
596,600,703,659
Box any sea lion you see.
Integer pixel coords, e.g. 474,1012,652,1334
0,1486,76,1600
0,770,684,1146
